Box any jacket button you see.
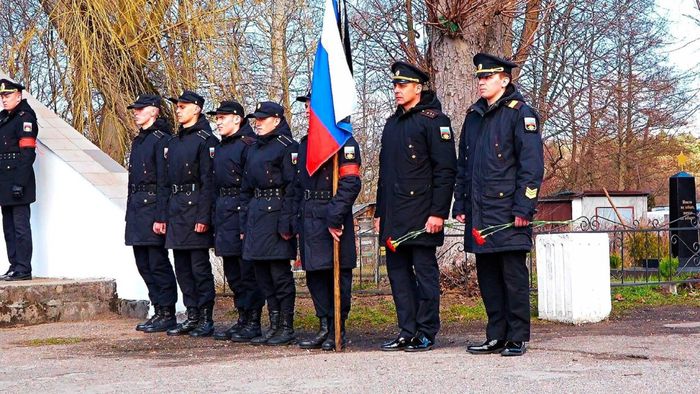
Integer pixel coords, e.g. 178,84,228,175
408,144,413,148
410,191,414,195
499,192,504,197
268,206,272,210
143,199,147,203
411,155,416,159
497,154,502,158
495,143,499,147
188,201,193,205
237,206,241,210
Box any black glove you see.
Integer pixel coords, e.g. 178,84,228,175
11,185,23,199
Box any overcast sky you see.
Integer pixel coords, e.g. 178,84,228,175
657,0,700,134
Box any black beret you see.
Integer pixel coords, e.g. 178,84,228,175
127,94,161,109
0,79,25,94
473,53,518,77
206,100,245,116
246,101,284,119
168,90,205,108
391,61,429,84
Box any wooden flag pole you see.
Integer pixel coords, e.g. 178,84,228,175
332,152,342,351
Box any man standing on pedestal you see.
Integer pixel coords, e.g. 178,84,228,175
0,79,38,282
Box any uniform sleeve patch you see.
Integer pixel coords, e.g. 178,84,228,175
525,187,538,199
23,122,33,133
524,117,538,132
344,146,356,160
440,126,451,140
291,152,298,165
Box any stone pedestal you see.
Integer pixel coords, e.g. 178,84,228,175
0,278,146,327
536,233,612,324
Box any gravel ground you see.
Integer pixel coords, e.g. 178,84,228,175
0,306,698,393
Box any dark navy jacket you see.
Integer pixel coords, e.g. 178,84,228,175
375,91,457,247
240,119,298,261
164,116,218,250
125,118,172,246
294,136,361,271
452,84,544,253
212,121,255,256
0,99,38,206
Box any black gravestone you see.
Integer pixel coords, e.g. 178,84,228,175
669,172,699,272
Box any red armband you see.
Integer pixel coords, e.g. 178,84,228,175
339,163,360,178
19,137,36,148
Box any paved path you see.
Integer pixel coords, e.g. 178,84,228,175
0,307,698,393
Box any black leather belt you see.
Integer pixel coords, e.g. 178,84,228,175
0,152,19,160
254,188,283,198
220,187,241,197
171,183,198,194
304,189,332,200
130,184,157,194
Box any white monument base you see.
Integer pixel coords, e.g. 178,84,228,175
536,233,611,324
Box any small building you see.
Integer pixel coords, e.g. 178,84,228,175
536,190,649,226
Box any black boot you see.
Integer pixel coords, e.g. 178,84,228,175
250,311,280,345
189,304,215,337
322,318,346,351
298,317,329,349
136,304,160,331
167,307,200,336
266,312,295,346
231,308,262,343
144,305,177,333
214,308,248,341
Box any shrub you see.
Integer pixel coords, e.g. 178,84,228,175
658,256,679,278
610,253,622,269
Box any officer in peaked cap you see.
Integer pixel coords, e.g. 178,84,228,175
453,53,544,357
240,101,299,346
376,62,457,352
163,90,219,338
390,61,430,85
205,101,266,343
124,94,178,333
0,79,38,281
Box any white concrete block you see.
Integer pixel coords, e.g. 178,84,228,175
536,233,612,324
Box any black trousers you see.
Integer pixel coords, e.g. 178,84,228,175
133,246,178,307
223,255,265,310
253,259,296,314
386,245,440,341
306,268,352,319
173,249,215,308
1,204,32,274
475,251,531,342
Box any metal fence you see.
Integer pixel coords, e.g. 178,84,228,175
288,214,700,291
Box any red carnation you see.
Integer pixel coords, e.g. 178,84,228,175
385,237,397,252
472,228,486,246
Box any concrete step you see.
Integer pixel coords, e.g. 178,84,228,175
0,278,147,327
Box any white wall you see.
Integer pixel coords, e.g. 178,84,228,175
580,195,647,223
0,143,183,310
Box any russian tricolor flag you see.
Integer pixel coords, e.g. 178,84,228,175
307,0,356,175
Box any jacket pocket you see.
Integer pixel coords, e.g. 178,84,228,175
481,181,515,226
